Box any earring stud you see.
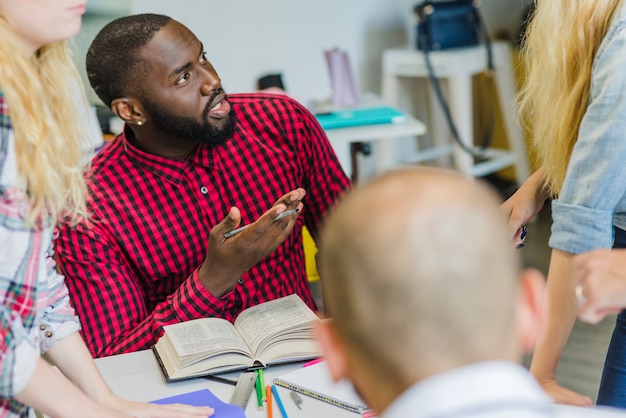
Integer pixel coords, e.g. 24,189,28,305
137,120,143,126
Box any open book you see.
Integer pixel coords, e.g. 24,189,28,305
152,294,321,381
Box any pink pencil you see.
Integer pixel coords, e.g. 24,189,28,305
303,358,323,367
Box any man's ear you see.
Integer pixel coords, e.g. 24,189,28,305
314,319,350,382
516,268,546,353
111,98,145,126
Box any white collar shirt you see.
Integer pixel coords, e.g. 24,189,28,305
381,361,626,418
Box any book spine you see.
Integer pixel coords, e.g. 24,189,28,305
272,377,366,414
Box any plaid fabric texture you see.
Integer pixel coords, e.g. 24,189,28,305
56,93,351,358
0,91,79,416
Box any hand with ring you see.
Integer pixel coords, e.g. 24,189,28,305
573,249,626,324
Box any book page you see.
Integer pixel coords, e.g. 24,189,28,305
164,317,251,366
234,294,319,354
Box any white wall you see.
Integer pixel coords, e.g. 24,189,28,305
130,0,529,103
77,0,529,175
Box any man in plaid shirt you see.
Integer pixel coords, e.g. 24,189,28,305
55,14,351,357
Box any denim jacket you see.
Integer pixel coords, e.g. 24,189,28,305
550,3,626,254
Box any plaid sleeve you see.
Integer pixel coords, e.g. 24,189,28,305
0,192,41,397
38,230,80,353
0,93,41,397
56,221,227,357
0,220,41,398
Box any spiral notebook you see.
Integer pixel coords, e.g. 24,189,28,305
272,361,371,414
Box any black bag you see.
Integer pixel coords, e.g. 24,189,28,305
413,0,494,159
414,0,482,51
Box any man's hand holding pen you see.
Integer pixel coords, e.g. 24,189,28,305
198,188,306,297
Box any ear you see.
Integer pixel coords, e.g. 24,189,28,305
111,98,145,127
516,268,546,353
314,319,350,382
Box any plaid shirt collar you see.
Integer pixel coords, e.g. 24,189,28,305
120,125,224,186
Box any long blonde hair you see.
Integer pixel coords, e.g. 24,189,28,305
518,0,623,196
0,17,88,227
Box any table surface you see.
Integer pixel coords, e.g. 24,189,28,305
320,93,426,144
95,349,365,418
324,115,426,144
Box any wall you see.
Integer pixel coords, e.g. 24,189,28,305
77,0,530,176
130,0,529,103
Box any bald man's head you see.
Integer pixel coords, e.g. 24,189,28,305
319,168,522,384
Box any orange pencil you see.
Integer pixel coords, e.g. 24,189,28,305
266,385,273,418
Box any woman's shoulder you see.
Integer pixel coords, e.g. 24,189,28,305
602,4,626,46
594,6,626,73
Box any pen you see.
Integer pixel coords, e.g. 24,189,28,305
266,385,273,418
273,208,300,221
199,374,238,386
258,369,266,401
224,208,300,238
303,358,322,368
256,371,264,410
271,385,289,418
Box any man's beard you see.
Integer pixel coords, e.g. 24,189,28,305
142,98,237,147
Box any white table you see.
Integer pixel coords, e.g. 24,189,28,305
320,95,426,181
95,350,362,418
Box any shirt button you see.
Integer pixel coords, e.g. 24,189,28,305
237,278,244,285
200,186,208,194
39,324,46,331
45,331,53,338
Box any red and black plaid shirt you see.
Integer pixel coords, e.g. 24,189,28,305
56,93,351,357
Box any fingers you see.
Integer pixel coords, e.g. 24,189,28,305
272,188,306,213
541,381,593,407
219,206,242,230
514,225,527,249
155,404,215,417
215,189,306,243
111,399,214,418
248,189,306,231
500,200,519,239
250,205,302,239
573,249,626,324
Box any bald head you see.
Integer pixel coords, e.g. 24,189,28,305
319,168,521,383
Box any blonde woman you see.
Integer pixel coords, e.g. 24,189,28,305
502,0,626,409
0,1,214,417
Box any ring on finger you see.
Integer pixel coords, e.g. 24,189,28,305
575,285,586,304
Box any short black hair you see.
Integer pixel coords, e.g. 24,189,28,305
86,13,172,108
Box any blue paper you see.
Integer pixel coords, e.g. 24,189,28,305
151,389,245,418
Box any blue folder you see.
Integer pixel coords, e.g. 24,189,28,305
151,389,244,417
315,106,407,130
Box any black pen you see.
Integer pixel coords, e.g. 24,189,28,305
200,374,238,386
223,208,300,239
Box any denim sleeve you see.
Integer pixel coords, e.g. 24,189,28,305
550,16,626,254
